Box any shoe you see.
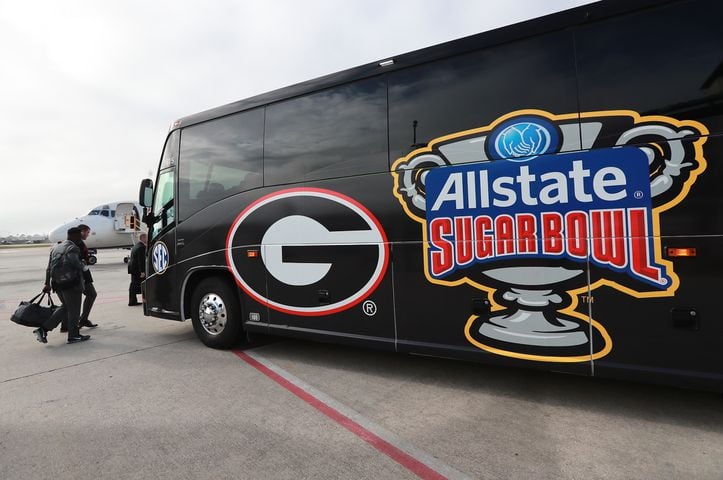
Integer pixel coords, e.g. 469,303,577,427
33,328,48,344
128,302,140,306
67,334,91,344
79,319,98,328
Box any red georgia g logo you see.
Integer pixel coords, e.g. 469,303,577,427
226,188,389,316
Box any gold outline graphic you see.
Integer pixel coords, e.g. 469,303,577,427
464,311,613,363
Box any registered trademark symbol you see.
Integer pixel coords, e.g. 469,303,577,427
634,190,644,199
362,300,377,316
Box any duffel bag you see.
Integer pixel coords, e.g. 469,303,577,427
10,292,59,328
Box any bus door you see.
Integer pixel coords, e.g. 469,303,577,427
145,131,181,319
261,178,397,349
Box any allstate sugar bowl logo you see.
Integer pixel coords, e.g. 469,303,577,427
392,109,708,363
151,241,170,274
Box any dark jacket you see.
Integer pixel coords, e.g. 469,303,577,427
128,241,146,277
45,240,85,291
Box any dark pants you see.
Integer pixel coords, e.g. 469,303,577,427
80,282,97,323
129,275,142,304
43,287,82,338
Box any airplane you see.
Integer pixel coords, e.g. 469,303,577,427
48,201,146,264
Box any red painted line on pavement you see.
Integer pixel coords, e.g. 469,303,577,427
233,350,447,480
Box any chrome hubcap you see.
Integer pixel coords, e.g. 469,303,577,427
198,292,227,336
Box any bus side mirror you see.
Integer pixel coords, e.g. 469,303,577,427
139,179,153,207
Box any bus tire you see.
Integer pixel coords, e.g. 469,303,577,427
190,277,243,349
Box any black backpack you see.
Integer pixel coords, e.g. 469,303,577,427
51,248,80,288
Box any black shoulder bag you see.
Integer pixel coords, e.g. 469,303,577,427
10,292,59,328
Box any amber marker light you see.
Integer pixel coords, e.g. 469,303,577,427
247,249,260,258
667,247,697,257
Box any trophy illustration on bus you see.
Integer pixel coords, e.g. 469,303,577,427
391,110,707,361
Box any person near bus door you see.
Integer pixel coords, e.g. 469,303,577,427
77,224,98,328
128,232,147,306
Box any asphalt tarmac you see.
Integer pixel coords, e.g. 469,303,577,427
1,246,722,479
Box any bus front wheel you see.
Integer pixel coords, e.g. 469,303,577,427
190,277,243,349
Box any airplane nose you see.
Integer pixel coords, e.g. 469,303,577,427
48,225,66,244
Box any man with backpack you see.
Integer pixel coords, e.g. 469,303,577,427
36,227,91,344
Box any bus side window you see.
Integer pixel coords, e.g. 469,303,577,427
264,76,388,185
388,30,579,162
178,109,263,222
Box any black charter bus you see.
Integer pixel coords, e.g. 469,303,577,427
139,0,723,391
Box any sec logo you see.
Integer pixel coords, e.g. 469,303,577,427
226,188,389,316
151,241,169,274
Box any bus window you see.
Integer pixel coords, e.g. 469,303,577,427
178,108,263,221
160,130,180,170
148,130,180,238
388,30,579,162
575,0,723,141
151,169,175,238
264,76,387,185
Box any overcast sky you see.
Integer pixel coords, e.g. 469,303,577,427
0,0,592,236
